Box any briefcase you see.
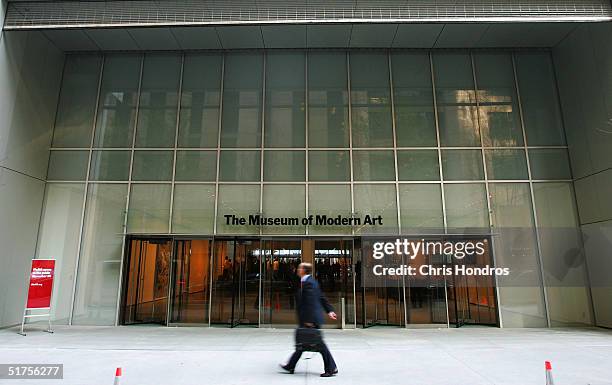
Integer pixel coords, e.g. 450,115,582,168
295,327,323,352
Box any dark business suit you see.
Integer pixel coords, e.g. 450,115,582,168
286,275,337,373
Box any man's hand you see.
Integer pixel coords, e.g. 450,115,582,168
328,312,337,320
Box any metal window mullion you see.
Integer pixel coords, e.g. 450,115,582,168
346,51,355,236
259,52,266,238
68,54,104,326
511,52,551,328
430,51,450,329
387,50,408,328
213,54,225,237
112,54,145,326
305,52,309,236
169,53,185,235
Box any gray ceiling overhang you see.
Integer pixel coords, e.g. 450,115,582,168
3,1,611,51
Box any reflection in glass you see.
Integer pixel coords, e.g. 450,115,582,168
219,150,260,182
354,184,398,234
433,53,480,146
127,184,171,233
136,54,181,148
515,53,566,146
399,184,443,232
175,150,216,181
94,54,141,148
216,185,260,234
172,184,215,234
441,149,484,181
308,151,350,181
52,55,101,148
391,53,436,146
262,185,306,234
171,240,212,323
308,52,349,148
474,53,522,147
350,52,393,147
397,150,439,181
264,150,305,182
131,150,173,181
353,150,395,181
47,151,89,181
265,52,305,148
73,184,127,325
444,183,489,232
308,184,352,234
485,149,528,180
221,53,263,147
89,150,131,181
529,149,572,180
178,54,222,148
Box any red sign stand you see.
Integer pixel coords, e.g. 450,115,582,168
19,259,56,336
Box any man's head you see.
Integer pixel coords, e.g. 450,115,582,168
297,262,312,278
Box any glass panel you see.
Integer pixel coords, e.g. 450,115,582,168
308,184,352,234
265,52,305,148
172,184,215,233
132,150,173,181
89,150,131,181
399,184,444,232
216,184,260,234
221,53,263,147
489,183,547,327
350,52,393,147
219,150,260,182
474,53,523,147
122,239,171,325
529,149,572,180
308,150,350,181
353,150,395,181
444,183,489,232
353,184,398,234
308,52,349,148
515,53,566,146
441,149,484,181
94,54,141,148
263,150,305,182
175,150,217,182
433,53,480,146
127,184,171,233
47,150,89,180
391,52,436,147
52,55,101,148
397,150,439,181
178,54,222,148
73,184,128,325
171,239,212,323
36,183,85,323
262,185,305,234
135,54,181,148
533,182,592,326
485,149,528,180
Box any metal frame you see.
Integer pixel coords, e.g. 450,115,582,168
38,49,582,328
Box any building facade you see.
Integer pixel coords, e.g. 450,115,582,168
1,0,612,330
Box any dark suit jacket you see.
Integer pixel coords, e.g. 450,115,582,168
296,275,334,328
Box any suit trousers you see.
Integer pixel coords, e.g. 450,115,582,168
286,339,337,373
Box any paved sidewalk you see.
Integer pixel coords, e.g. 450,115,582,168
1,325,612,385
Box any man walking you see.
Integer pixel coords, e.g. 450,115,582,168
280,262,339,377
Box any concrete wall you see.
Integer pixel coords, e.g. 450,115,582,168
0,1,64,326
553,22,612,328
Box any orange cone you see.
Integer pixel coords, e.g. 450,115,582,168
545,361,554,385
113,368,122,385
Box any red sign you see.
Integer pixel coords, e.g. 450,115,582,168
26,259,55,309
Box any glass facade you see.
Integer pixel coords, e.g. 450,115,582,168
38,50,584,328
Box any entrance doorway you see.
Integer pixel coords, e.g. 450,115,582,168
120,236,498,328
